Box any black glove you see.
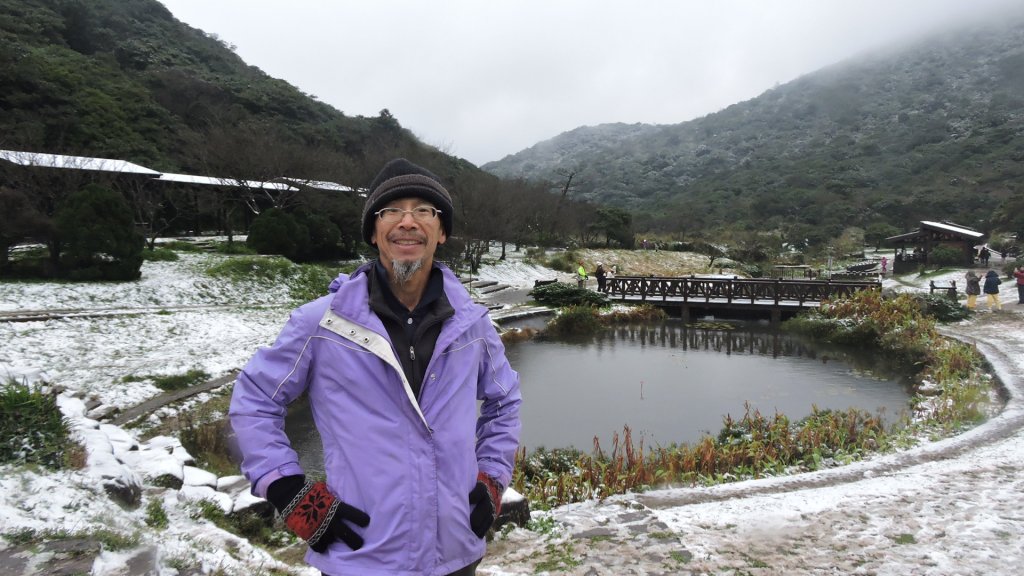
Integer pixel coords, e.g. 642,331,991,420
468,472,502,538
266,475,370,552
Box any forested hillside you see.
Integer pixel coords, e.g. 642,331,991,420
3,0,638,279
0,0,477,186
4,0,1023,259
484,12,1024,248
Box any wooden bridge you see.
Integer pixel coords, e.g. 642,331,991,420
605,275,881,324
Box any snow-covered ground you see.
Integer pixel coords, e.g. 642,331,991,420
1,248,1022,575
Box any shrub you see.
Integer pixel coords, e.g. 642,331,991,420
0,380,72,469
543,251,580,274
524,246,546,263
784,290,942,369
599,305,665,324
1001,258,1022,278
545,305,603,337
296,211,344,261
530,281,608,308
928,245,964,268
246,208,309,261
246,209,347,262
912,293,970,323
55,183,143,280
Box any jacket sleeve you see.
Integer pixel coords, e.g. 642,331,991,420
474,321,522,489
229,300,324,496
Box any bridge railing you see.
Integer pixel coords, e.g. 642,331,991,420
607,275,880,305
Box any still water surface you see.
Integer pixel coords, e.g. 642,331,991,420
285,320,913,474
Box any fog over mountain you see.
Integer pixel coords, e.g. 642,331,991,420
483,11,1024,242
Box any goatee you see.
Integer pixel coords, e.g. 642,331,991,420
391,258,423,287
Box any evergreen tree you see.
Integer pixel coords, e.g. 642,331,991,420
55,183,143,280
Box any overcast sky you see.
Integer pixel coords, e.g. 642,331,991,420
158,0,1022,166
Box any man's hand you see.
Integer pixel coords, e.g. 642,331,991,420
267,475,370,552
468,472,502,538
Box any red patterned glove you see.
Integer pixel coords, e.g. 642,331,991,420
267,475,370,552
468,472,502,538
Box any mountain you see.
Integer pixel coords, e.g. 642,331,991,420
483,12,1024,245
0,0,477,185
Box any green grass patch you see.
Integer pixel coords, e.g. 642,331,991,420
204,256,356,303
192,500,294,548
212,241,257,255
141,247,180,262
892,533,917,545
287,262,360,302
161,240,205,252
0,379,75,469
2,528,138,551
150,369,210,392
205,255,296,283
533,541,581,572
145,500,169,529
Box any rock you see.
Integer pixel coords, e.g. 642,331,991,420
232,492,274,519
103,473,143,508
178,485,233,513
86,404,119,421
182,466,218,488
495,487,531,530
99,424,138,453
171,445,195,466
216,474,249,493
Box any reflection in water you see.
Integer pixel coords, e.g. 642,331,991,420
286,320,914,475
600,323,845,361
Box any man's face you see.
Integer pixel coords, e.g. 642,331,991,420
372,197,447,274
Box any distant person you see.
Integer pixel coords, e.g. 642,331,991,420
983,269,1002,311
980,247,991,266
1014,265,1024,304
595,262,607,293
577,260,588,288
964,270,981,309
881,256,888,275
230,158,521,575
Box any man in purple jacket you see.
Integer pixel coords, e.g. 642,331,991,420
230,158,522,576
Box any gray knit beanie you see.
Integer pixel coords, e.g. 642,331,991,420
361,158,453,246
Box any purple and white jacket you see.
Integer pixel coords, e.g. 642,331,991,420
230,263,521,575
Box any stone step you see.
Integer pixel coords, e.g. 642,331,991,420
478,283,510,294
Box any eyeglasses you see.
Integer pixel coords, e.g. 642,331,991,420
374,206,442,223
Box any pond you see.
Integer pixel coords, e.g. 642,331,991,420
285,320,914,474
